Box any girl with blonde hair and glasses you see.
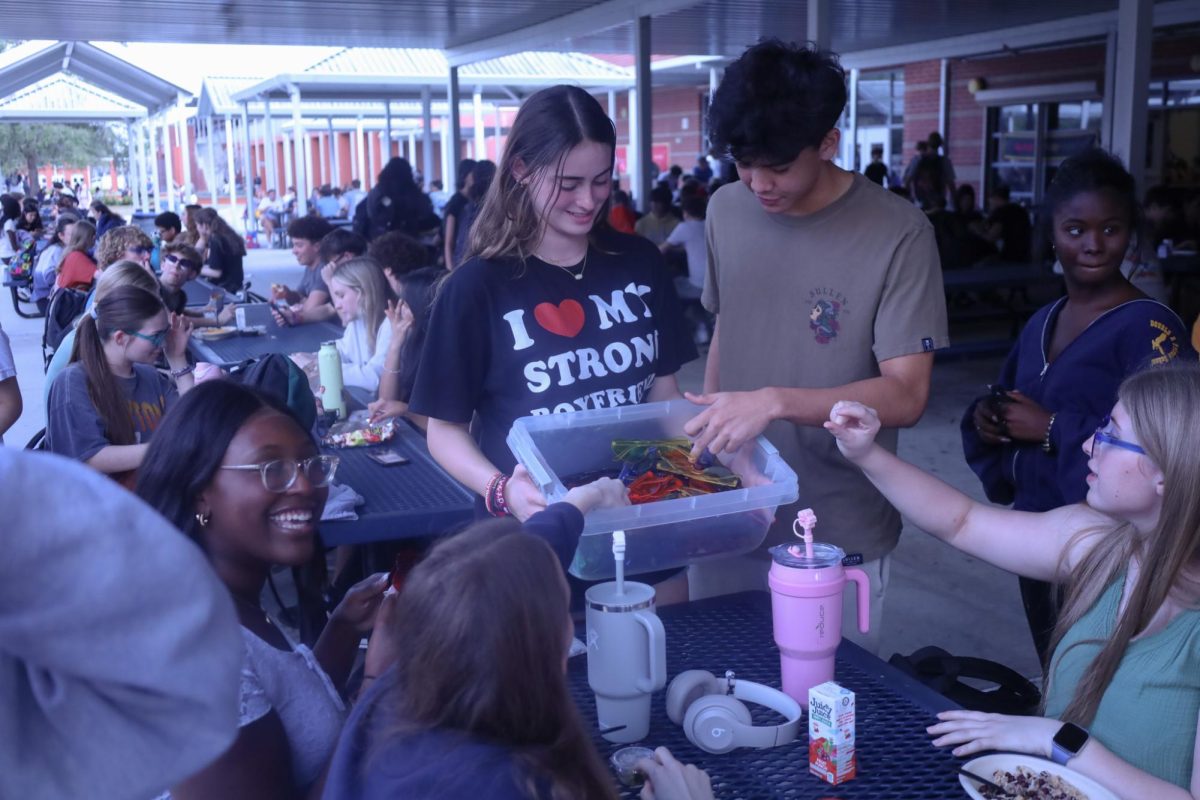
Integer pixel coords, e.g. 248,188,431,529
827,363,1200,796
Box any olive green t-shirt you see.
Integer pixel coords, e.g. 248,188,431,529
703,174,949,561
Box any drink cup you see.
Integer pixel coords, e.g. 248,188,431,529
585,581,666,743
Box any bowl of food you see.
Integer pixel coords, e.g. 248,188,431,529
609,746,655,788
960,754,1118,800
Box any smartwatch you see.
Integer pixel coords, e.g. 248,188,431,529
1050,722,1090,765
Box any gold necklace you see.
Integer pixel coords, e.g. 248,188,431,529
234,592,273,627
538,247,588,281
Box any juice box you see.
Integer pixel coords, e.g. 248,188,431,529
808,681,856,785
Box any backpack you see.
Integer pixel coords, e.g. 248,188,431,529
228,353,318,432
42,288,89,367
7,238,36,282
888,646,1041,715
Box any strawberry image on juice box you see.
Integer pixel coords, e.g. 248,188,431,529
808,681,856,785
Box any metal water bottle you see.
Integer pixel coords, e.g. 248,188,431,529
317,341,346,420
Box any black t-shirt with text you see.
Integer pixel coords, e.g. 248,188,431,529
409,231,697,473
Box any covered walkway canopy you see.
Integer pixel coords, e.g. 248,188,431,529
229,47,635,216
0,40,193,212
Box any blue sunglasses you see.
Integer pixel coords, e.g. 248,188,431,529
1089,415,1146,458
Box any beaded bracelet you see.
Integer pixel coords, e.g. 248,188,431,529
484,472,511,517
1041,413,1057,454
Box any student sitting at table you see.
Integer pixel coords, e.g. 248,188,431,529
367,266,442,427
55,219,97,290
153,210,183,270
319,256,393,394
43,259,162,409
271,216,336,325
316,227,369,296
135,381,400,800
158,241,237,327
366,230,432,294
95,224,154,273
323,513,715,800
33,213,77,312
196,207,246,294
46,285,194,486
828,363,1200,796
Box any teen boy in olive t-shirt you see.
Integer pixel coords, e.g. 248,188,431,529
683,41,949,652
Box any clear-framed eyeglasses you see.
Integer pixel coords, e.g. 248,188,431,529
220,455,339,493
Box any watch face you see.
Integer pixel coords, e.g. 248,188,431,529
1054,722,1089,752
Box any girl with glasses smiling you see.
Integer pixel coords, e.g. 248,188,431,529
46,285,193,486
828,363,1200,796
136,380,399,800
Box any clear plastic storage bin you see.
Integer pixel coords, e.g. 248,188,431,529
507,399,799,579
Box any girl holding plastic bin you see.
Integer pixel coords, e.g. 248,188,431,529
826,364,1200,794
409,86,696,533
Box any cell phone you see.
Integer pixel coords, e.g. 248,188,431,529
367,449,410,466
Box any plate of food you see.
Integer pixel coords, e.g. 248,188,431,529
961,754,1117,800
193,326,238,341
323,417,397,449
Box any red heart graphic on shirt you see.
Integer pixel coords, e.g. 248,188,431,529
533,300,586,338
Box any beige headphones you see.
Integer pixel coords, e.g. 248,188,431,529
665,669,802,755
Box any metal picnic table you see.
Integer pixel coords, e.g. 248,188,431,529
186,302,342,365
319,418,475,547
572,591,964,799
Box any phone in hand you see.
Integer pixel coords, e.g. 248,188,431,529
367,449,409,466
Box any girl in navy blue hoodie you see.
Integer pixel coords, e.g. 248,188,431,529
961,149,1194,662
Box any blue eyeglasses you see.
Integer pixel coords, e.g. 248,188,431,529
123,327,169,347
1089,415,1147,458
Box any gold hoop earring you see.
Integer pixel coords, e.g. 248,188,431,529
195,511,211,528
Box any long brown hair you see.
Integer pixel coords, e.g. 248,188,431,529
377,520,617,800
1047,363,1200,725
195,207,247,257
69,286,167,446
467,85,616,264
63,219,96,259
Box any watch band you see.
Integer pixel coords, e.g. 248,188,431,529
1050,722,1089,765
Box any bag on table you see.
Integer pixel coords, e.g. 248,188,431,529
228,354,318,432
888,645,1041,716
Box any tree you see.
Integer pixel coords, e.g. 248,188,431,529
0,123,117,188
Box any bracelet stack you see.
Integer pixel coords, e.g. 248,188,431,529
1041,413,1057,454
485,472,511,517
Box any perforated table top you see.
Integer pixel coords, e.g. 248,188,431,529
182,278,234,307
319,419,475,546
571,592,964,799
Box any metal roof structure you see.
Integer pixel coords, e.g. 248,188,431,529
197,75,458,118
232,47,633,104
0,40,189,116
0,74,144,121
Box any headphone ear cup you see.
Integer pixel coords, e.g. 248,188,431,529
665,670,717,726
683,695,752,755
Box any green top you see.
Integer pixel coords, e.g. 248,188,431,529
1045,573,1200,788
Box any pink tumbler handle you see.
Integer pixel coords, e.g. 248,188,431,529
845,567,870,634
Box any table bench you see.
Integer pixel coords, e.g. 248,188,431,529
187,303,342,366
942,263,1063,358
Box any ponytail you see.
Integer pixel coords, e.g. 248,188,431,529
69,286,166,446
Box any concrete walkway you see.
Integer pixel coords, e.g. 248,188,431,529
1,262,1040,681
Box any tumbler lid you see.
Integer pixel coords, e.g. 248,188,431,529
769,541,845,569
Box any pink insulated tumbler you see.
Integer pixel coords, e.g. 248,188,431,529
768,542,869,707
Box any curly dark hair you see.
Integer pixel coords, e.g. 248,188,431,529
707,39,847,166
366,230,431,279
287,215,334,244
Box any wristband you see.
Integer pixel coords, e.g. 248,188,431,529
170,364,194,379
1041,413,1057,454
484,472,510,517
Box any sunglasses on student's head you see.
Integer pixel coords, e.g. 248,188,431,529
164,253,199,271
1089,414,1147,458
126,246,152,257
123,327,170,347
